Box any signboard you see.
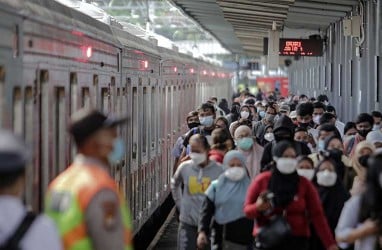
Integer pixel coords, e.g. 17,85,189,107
279,39,323,56
263,38,324,56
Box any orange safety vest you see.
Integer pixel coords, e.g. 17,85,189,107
45,164,133,250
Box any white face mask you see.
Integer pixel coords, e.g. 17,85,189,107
313,115,321,125
297,169,315,181
264,132,275,142
316,170,337,187
225,166,246,181
276,158,297,174
189,152,207,166
240,111,250,119
199,115,214,127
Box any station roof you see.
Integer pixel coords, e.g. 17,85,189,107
170,0,358,56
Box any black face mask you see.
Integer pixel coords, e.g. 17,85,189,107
358,155,370,167
328,148,343,161
188,122,200,130
299,122,310,129
274,132,292,142
358,129,371,138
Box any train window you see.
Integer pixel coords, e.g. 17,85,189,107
101,87,109,113
116,88,121,116
40,70,50,195
93,74,98,108
82,87,90,109
111,77,116,113
0,66,4,126
132,87,138,161
142,86,147,157
54,87,66,175
24,87,34,208
151,86,156,151
70,73,78,114
13,87,23,135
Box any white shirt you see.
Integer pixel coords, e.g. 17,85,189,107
0,196,62,250
336,120,345,138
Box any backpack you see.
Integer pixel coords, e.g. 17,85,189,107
0,212,36,250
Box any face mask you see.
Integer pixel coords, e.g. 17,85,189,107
264,132,275,142
328,148,343,161
276,158,297,174
317,139,325,151
316,170,337,187
297,169,315,181
259,110,266,118
108,138,125,164
241,111,250,119
237,137,254,151
299,122,310,129
189,152,207,166
358,155,370,167
313,115,321,125
324,101,329,106
225,166,246,181
265,113,275,123
358,129,371,138
199,115,214,127
188,122,200,130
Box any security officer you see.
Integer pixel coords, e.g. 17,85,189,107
45,109,133,250
0,130,62,250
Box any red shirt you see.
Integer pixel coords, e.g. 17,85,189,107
244,171,336,249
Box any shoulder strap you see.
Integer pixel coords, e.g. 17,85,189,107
0,212,37,250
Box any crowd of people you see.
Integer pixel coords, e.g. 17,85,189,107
171,91,382,250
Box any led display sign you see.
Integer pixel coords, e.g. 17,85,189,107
279,39,323,56
263,38,324,56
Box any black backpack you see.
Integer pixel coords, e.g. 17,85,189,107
0,212,36,250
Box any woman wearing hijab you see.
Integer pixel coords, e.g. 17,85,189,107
244,141,338,250
350,141,376,196
310,158,350,250
197,151,253,250
336,153,382,250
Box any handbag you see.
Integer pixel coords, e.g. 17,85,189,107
255,210,291,249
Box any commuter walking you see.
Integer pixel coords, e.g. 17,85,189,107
197,151,253,250
244,141,338,250
45,109,133,250
0,130,62,250
171,134,223,250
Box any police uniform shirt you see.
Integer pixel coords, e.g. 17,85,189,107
0,195,62,250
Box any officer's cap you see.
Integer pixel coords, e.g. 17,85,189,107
0,130,29,173
69,109,128,146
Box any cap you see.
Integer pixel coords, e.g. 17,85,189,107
69,109,128,146
0,130,29,173
280,104,290,113
366,130,382,145
290,110,297,119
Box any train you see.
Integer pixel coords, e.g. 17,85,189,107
0,0,232,238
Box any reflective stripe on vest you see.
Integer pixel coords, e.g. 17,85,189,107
45,164,133,250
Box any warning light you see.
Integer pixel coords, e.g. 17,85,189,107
85,46,92,58
190,68,194,74
203,70,207,75
144,60,148,69
211,72,215,77
222,73,226,78
173,67,177,73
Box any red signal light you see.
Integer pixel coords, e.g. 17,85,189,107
190,68,194,74
85,46,92,58
211,72,215,77
174,67,177,73
203,70,207,75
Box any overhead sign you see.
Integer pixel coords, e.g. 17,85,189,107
263,38,324,57
279,39,323,56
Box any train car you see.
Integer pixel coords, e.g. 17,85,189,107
0,0,232,239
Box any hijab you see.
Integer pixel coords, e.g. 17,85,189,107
205,150,250,224
352,141,376,181
313,159,350,231
268,140,300,207
323,135,346,180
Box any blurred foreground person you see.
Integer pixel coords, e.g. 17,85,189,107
0,130,62,250
336,153,382,250
198,151,253,250
45,109,133,250
244,141,338,250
